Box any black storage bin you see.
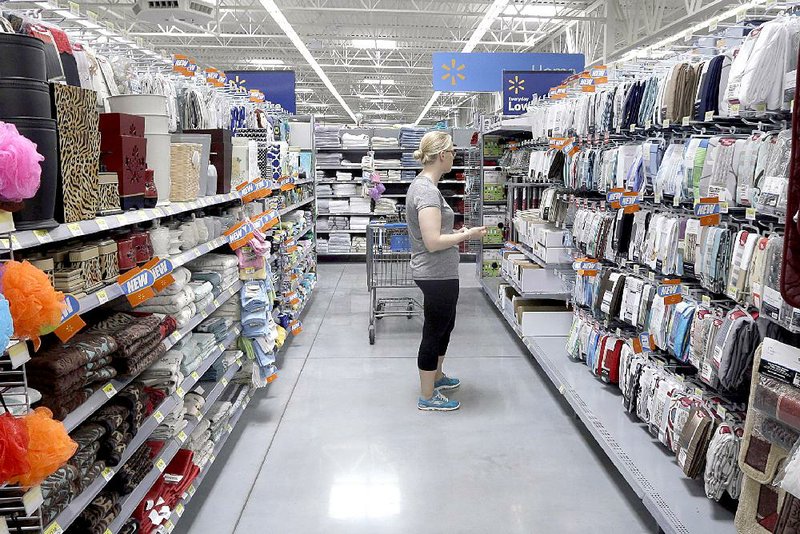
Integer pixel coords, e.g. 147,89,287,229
5,117,59,230
0,79,52,119
0,33,47,81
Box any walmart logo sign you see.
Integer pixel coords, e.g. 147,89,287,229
507,74,525,95
502,70,571,116
432,52,583,93
441,58,466,87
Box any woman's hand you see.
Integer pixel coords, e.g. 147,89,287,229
464,226,487,239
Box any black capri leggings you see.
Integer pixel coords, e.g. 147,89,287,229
415,279,460,371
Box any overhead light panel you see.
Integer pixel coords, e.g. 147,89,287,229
362,78,395,85
247,59,285,66
363,109,401,115
295,88,315,93
351,39,397,50
415,0,510,125
301,102,330,108
258,0,357,122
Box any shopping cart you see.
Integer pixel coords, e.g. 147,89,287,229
366,222,423,344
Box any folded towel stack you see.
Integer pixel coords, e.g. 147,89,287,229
196,317,234,342
186,254,240,291
315,125,341,148
91,313,167,377
341,132,369,148
133,448,200,534
206,401,233,442
139,351,184,395
400,126,426,149
333,183,358,196
28,332,119,419
350,197,372,213
183,391,206,420
41,383,149,523
178,333,217,376
151,400,188,441
372,136,399,149
374,197,398,215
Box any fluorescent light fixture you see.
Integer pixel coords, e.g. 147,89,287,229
503,4,557,18
295,88,315,93
351,39,397,50
362,78,395,85
76,19,101,29
247,59,285,66
301,102,330,108
258,0,357,122
363,109,402,115
415,0,509,125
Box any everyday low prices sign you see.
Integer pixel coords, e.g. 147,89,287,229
502,70,570,116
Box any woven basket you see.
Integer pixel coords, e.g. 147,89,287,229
169,143,202,202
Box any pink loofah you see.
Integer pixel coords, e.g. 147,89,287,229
0,122,43,202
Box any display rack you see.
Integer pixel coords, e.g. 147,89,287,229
480,277,735,534
314,126,478,259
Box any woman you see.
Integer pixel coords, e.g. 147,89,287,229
406,131,487,411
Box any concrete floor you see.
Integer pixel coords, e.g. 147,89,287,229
175,262,654,534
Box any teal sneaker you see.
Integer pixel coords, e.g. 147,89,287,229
418,391,460,411
434,374,461,391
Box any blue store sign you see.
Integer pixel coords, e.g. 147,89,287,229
432,52,583,92
226,70,297,113
502,70,571,115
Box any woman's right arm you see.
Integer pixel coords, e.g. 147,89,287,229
418,207,485,252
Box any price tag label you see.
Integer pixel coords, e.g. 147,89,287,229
226,424,233,433
649,272,655,282
746,207,757,221
191,371,200,381
221,377,229,387
210,454,216,464
8,341,31,369
170,331,182,343
175,503,184,517
736,8,746,22
136,211,149,222
645,120,651,130
44,522,63,534
663,119,670,128
218,343,225,352
730,103,740,116
165,520,174,533
188,485,196,497
101,467,115,481
176,386,185,398
681,116,691,126
22,485,43,516
629,124,636,133
213,299,220,308
673,195,680,207
702,295,711,305
201,309,209,319
96,289,109,305
708,17,719,31
694,387,704,396
66,222,84,236
68,1,79,15
156,458,167,472
704,110,714,122
9,234,19,249
718,406,728,417
755,103,767,113
96,218,109,231
153,411,165,424
33,229,53,244
178,431,187,443
102,383,117,398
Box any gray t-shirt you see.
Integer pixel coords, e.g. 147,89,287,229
406,175,459,280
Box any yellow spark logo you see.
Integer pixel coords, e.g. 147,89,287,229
441,58,465,87
508,75,525,95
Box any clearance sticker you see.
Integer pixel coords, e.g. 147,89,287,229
285,239,298,253
290,320,303,336
579,72,595,93
284,291,300,306
144,257,175,292
118,267,156,307
620,191,641,213
224,221,255,250
606,188,625,209
591,65,608,84
54,294,86,343
279,176,296,191
572,258,599,276
694,197,721,226
657,279,683,305
548,137,569,150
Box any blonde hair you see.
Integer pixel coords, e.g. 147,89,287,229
413,131,453,165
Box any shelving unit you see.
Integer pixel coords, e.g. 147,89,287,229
313,126,479,259
480,276,735,534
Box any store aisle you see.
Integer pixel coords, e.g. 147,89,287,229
177,263,653,534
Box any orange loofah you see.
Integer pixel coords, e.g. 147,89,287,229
0,413,30,484
0,260,64,341
7,407,76,487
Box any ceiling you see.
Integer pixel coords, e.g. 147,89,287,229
29,0,777,124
